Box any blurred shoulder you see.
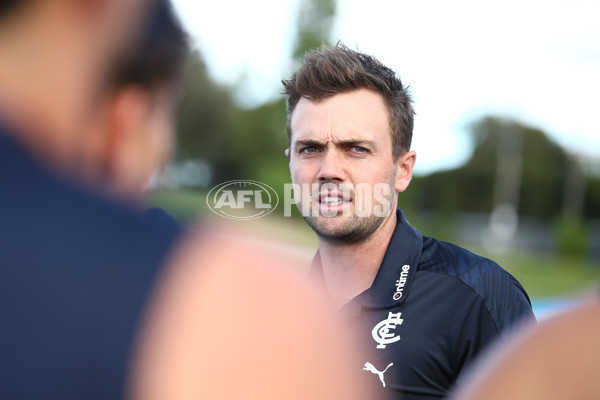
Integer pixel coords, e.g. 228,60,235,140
450,295,600,400
131,220,372,400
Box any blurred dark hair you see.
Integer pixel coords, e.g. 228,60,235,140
0,0,27,18
109,0,189,93
282,44,414,160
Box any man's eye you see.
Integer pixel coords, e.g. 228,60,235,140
302,147,318,153
352,146,368,153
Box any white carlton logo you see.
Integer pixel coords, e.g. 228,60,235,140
372,312,403,349
206,180,279,220
363,362,394,388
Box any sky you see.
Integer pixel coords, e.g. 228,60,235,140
171,0,599,175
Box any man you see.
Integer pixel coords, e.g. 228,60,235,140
84,0,187,203
0,2,369,399
449,294,600,400
283,44,535,399
83,0,187,230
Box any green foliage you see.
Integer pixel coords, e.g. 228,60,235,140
474,247,600,298
172,0,338,192
555,212,589,259
173,52,290,185
518,125,567,216
410,116,592,218
147,189,209,223
174,52,237,178
584,176,600,218
292,0,336,61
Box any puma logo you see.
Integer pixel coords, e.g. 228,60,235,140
363,361,393,387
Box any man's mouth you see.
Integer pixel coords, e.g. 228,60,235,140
321,196,344,206
318,192,351,206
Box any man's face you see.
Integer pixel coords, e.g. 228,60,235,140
289,88,408,244
123,87,176,196
82,86,175,202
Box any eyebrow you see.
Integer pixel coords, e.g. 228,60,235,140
293,138,378,149
293,139,323,149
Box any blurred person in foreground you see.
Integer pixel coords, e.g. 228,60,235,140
84,0,186,230
449,294,600,399
283,44,536,400
0,1,370,399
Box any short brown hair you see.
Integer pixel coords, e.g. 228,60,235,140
108,0,189,92
282,44,414,160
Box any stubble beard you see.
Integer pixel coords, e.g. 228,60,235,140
304,211,386,245
302,178,397,245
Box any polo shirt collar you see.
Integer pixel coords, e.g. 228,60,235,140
310,209,423,315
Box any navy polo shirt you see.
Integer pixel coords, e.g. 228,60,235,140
145,206,183,232
0,126,182,399
311,209,535,400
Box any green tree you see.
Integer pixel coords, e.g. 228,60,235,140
411,117,570,217
173,1,338,188
292,0,336,61
175,51,238,179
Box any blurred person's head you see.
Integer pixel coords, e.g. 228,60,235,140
82,0,188,201
282,44,416,244
0,0,155,183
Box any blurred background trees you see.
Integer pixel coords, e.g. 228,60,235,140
410,117,600,219
159,0,338,214
151,0,600,300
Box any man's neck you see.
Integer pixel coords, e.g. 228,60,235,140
317,211,398,309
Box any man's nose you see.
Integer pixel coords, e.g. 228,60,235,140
316,149,347,182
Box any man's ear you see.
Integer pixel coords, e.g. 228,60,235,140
284,148,290,159
395,150,416,192
101,87,150,178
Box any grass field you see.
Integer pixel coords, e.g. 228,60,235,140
149,189,600,299
484,251,600,299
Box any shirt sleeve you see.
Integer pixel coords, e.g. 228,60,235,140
472,258,536,338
